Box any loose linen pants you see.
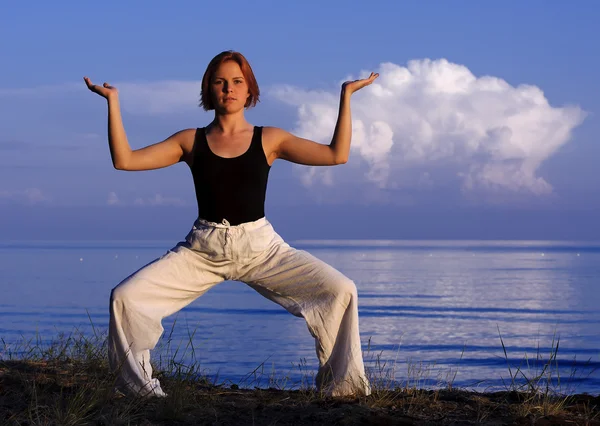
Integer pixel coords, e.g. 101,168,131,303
109,217,371,397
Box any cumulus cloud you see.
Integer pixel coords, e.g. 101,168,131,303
0,188,50,204
269,59,587,197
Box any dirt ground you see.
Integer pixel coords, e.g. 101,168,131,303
1,360,599,425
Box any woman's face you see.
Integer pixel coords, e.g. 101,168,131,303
210,60,250,113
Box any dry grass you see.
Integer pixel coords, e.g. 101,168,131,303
0,324,599,425
497,326,598,420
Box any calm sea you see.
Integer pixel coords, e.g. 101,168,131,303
1,239,599,394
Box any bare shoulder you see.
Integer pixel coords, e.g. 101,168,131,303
174,128,198,152
261,126,288,164
170,128,198,166
262,126,289,141
262,126,291,149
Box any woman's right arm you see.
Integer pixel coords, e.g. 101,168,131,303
84,77,193,171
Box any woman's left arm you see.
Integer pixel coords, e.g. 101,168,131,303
271,72,379,166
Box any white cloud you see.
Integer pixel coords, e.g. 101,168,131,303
0,188,50,204
269,58,587,197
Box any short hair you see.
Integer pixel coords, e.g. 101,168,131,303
199,51,260,111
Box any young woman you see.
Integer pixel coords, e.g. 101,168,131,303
84,51,379,398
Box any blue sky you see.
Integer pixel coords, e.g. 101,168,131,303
1,1,599,240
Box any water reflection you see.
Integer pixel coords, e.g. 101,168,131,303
0,240,599,393
308,242,600,393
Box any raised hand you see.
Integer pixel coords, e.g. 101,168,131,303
342,72,379,96
84,76,118,100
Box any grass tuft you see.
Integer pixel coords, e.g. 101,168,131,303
0,323,598,425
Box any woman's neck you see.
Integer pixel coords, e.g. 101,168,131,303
208,111,252,135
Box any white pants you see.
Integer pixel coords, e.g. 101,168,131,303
108,217,371,397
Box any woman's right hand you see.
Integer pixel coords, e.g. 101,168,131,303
83,76,118,100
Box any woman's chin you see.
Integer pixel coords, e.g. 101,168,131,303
216,105,244,115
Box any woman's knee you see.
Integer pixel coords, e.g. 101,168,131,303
333,276,358,307
110,276,142,307
110,257,165,307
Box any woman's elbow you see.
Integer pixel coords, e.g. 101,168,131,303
113,154,133,170
113,160,129,171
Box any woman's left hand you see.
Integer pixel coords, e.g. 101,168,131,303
342,72,379,96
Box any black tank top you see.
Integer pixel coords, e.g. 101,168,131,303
191,126,271,225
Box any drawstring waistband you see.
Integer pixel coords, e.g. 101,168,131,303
194,216,269,231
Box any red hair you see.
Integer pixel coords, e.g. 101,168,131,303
199,51,260,111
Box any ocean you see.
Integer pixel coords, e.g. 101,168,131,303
1,239,599,394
